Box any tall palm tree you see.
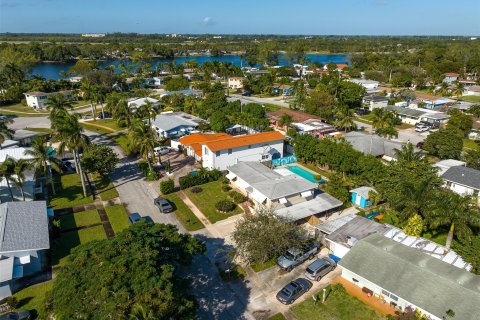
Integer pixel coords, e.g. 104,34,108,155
128,119,156,170
51,112,90,197
335,105,356,133
81,81,98,119
426,192,480,249
394,143,424,163
0,118,14,144
112,99,133,127
452,82,465,97
137,100,158,125
24,137,62,196
10,158,31,201
46,93,73,127
0,158,16,201
94,86,107,119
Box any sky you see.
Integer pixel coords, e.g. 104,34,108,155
1,0,479,35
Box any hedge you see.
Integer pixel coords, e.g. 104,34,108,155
160,179,175,195
215,200,237,212
179,169,223,190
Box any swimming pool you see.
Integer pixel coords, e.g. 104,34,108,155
287,166,324,184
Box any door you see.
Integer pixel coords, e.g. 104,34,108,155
355,194,362,206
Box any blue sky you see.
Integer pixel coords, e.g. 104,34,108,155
1,0,479,35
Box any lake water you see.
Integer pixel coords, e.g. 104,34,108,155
30,53,350,80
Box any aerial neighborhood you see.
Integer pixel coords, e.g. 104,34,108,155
0,10,480,320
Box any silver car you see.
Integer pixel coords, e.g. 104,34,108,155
304,257,336,281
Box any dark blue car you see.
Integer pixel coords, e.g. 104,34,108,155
276,278,312,304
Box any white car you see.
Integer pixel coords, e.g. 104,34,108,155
154,146,170,156
415,126,429,132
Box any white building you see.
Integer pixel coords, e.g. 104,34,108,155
127,97,160,110
362,95,389,110
81,33,106,37
227,161,342,222
150,111,205,138
228,77,246,90
23,91,73,109
339,234,480,320
464,85,480,96
201,131,285,170
441,165,480,204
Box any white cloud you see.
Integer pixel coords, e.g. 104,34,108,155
202,16,214,26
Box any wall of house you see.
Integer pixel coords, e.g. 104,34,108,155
367,101,388,111
446,182,476,196
340,269,441,320
397,114,421,125
25,95,48,109
202,140,284,170
325,239,350,258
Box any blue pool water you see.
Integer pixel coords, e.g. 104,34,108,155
287,166,324,184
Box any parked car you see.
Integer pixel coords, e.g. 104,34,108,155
355,108,371,116
154,197,173,213
242,92,251,97
97,112,112,119
82,114,94,120
276,278,312,304
415,125,429,132
416,141,425,149
0,310,31,320
304,257,336,281
154,146,170,156
128,212,142,224
277,241,320,272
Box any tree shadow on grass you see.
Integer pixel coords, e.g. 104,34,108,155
178,234,252,320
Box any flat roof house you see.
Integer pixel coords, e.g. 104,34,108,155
151,111,205,139
339,234,480,320
23,91,72,109
441,166,480,204
0,201,50,299
227,161,342,223
362,95,389,111
292,119,337,138
127,97,160,110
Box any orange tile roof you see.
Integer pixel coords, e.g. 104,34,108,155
204,131,285,152
336,64,348,69
179,133,232,157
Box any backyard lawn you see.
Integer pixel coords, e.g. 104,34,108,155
291,284,384,320
49,173,94,209
163,192,204,231
105,204,130,234
185,181,243,223
52,225,106,267
0,102,49,114
58,209,101,230
93,174,119,201
460,96,480,103
12,280,53,319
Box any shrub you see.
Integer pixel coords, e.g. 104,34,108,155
222,185,232,192
229,191,246,203
220,176,230,184
215,200,236,212
314,174,322,181
190,187,203,193
160,179,175,195
138,161,149,175
179,168,223,189
146,169,158,181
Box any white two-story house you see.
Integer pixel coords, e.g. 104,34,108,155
24,91,73,109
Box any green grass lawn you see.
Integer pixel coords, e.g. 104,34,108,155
463,139,479,151
80,122,115,135
23,127,53,134
163,192,204,231
263,103,284,112
298,162,333,179
460,96,480,103
185,181,243,223
12,280,53,319
105,204,130,235
59,209,101,230
91,119,123,131
93,174,119,201
0,102,49,114
291,284,384,320
52,225,106,267
267,313,287,320
251,257,277,272
49,173,94,209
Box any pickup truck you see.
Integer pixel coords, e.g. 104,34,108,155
277,241,320,272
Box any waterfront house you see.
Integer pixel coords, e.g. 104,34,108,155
0,201,50,299
350,186,377,208
339,234,480,320
227,161,342,223
150,111,205,139
24,91,73,109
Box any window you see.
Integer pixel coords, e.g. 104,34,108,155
390,294,398,302
216,151,220,156
248,145,252,149
228,149,232,155
381,289,390,297
204,148,209,155
261,155,269,160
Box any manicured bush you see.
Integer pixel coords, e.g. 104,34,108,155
146,169,158,181
179,169,223,189
190,187,203,193
160,179,175,195
222,185,232,192
229,191,246,203
220,176,230,184
215,200,236,213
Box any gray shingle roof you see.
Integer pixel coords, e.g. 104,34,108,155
326,216,390,247
441,166,480,190
344,132,406,158
151,112,204,132
0,201,49,253
385,105,426,117
228,162,316,200
339,234,480,320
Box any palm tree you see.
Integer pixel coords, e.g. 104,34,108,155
10,158,31,201
94,86,107,119
81,81,98,119
128,119,156,170
394,143,424,163
112,99,133,127
371,108,398,139
0,158,16,201
24,137,62,196
452,82,465,97
128,304,154,320
46,93,73,127
52,112,90,196
335,105,356,133
278,113,293,131
0,118,14,144
426,192,480,249
137,100,158,125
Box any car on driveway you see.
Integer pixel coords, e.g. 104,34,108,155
415,125,429,132
276,278,312,305
277,241,320,272
154,146,170,156
0,310,31,320
304,257,336,281
154,197,173,213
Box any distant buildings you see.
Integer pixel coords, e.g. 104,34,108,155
24,91,73,109
385,105,450,126
228,77,246,90
344,132,411,161
443,72,460,83
362,95,389,111
127,97,160,110
349,79,379,92
81,33,106,37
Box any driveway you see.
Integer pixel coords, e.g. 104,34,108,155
354,120,427,145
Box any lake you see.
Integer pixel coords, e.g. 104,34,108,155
30,53,350,80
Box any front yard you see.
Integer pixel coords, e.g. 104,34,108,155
12,280,53,320
105,204,130,234
163,192,205,231
291,284,384,320
185,180,243,223
58,209,101,230
50,174,94,209
93,174,119,201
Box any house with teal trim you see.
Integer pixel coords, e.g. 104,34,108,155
350,186,376,208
